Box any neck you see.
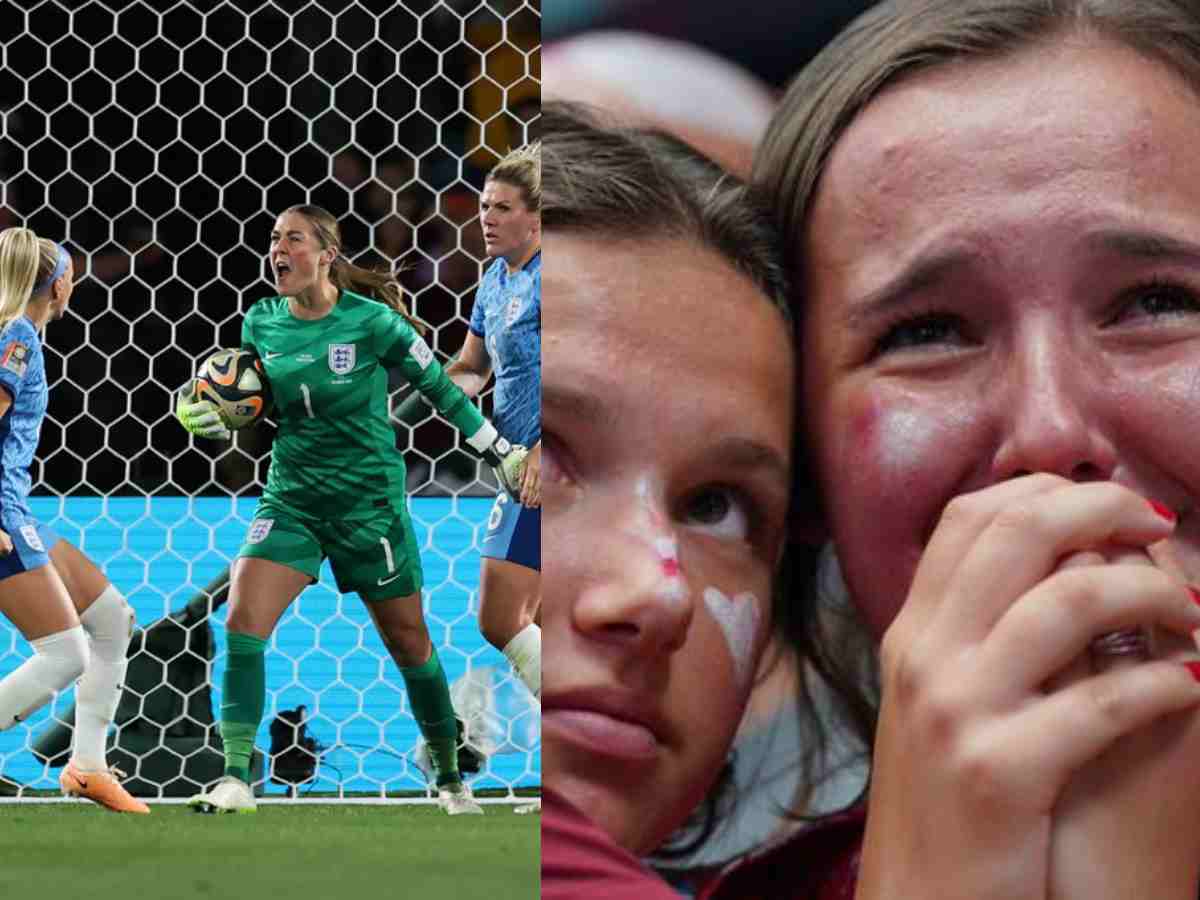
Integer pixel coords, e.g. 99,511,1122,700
290,280,339,320
24,295,50,329
504,242,540,275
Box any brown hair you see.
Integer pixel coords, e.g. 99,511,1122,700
752,0,1200,818
543,100,790,325
486,142,541,212
282,204,426,336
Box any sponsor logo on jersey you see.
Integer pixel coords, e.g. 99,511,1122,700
328,343,356,375
505,295,522,328
246,518,274,544
408,336,434,370
19,525,43,552
264,351,282,361
1,340,28,377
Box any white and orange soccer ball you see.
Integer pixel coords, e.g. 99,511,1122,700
181,348,272,431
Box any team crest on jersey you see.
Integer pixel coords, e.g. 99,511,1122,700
504,295,522,328
328,343,356,375
1,340,28,377
246,518,274,544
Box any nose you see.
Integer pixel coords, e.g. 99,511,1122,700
990,334,1117,482
568,492,695,658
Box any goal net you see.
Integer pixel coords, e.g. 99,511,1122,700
0,0,540,802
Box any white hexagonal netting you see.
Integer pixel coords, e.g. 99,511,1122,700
0,0,540,803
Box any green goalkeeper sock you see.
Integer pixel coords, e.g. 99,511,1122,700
220,631,267,784
400,648,461,787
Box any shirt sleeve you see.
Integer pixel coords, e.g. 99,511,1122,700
468,277,487,338
241,303,259,356
375,308,487,438
0,323,34,402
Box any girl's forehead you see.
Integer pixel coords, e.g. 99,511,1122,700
273,214,312,234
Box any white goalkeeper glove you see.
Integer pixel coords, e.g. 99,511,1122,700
175,382,231,441
480,437,527,499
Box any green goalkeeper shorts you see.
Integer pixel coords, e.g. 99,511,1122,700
237,492,424,602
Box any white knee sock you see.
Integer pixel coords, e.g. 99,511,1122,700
0,625,88,731
73,585,134,770
501,623,540,699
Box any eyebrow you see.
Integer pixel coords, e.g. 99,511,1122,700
542,384,619,429
707,436,792,493
843,247,975,328
843,227,1200,329
1083,228,1200,264
542,385,791,488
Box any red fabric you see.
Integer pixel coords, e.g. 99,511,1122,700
542,789,682,900
701,807,866,900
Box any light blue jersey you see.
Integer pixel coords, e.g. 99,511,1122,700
0,316,47,533
469,251,540,448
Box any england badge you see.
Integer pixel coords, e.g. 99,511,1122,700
328,343,356,375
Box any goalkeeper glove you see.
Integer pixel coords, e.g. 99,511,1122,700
479,435,528,499
175,382,232,441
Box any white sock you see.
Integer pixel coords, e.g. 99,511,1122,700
73,585,134,770
501,623,540,699
0,625,88,731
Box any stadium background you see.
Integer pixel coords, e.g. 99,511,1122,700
0,0,540,801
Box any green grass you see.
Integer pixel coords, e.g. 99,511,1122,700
0,803,540,899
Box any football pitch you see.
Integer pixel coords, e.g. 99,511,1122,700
0,803,540,899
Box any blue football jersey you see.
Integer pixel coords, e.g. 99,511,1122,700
469,251,541,448
0,317,47,530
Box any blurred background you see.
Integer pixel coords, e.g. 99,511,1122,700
544,0,876,175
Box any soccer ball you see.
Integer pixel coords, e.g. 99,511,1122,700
184,348,272,430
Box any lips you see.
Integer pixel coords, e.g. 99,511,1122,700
543,690,671,763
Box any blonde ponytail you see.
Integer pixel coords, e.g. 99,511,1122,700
0,228,42,334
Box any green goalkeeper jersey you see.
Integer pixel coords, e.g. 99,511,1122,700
242,291,487,515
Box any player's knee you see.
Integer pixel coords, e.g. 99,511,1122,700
382,623,431,667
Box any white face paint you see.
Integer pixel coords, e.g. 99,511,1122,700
702,587,761,687
632,477,689,606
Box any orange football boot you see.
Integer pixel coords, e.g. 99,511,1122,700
59,762,150,814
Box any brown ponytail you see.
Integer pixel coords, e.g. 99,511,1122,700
283,204,427,336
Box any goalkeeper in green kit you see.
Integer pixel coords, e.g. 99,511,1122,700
175,204,527,815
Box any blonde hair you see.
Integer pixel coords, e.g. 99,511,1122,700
282,204,426,336
0,228,43,334
487,141,541,212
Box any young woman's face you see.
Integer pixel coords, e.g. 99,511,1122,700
479,179,538,263
802,37,1200,637
270,211,332,297
542,234,794,854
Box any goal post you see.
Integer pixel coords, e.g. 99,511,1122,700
0,0,540,802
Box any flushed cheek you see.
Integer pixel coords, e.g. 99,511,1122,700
825,389,980,636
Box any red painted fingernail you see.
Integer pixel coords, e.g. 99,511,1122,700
1186,662,1200,683
1190,587,1200,608
1148,499,1177,522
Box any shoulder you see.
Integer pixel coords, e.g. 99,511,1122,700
3,317,37,344
245,296,284,322
481,258,507,289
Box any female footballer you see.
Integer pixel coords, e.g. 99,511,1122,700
0,228,146,813
445,143,541,703
177,205,526,815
